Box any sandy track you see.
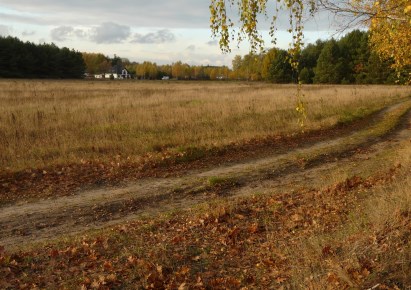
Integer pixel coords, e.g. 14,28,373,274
1,101,411,249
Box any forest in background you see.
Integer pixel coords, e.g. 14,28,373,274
0,30,409,84
232,30,407,84
0,36,85,79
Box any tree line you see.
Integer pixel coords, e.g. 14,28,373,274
232,30,409,84
210,0,410,85
83,53,231,80
83,30,407,84
0,36,85,79
1,31,408,83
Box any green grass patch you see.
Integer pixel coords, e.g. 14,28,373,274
208,176,230,186
337,106,374,125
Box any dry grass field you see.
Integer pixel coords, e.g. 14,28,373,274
0,79,410,172
1,80,411,289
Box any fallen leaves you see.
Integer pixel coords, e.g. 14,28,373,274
0,163,409,288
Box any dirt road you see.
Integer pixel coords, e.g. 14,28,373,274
1,100,411,250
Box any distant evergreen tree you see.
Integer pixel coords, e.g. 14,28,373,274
269,49,294,83
337,30,369,83
313,39,344,84
0,36,85,79
298,40,325,84
299,67,312,84
111,54,123,75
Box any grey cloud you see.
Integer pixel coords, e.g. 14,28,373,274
131,29,175,44
50,26,74,41
0,0,211,28
91,22,131,44
0,24,10,36
0,12,46,25
50,26,87,42
0,1,335,32
74,29,86,38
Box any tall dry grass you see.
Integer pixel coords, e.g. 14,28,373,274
284,139,411,288
0,80,410,171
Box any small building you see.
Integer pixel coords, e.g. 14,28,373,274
104,73,119,79
93,67,132,80
121,68,131,79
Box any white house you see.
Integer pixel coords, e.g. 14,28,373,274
93,68,132,80
121,68,131,79
104,73,119,79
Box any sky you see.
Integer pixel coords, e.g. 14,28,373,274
0,0,341,67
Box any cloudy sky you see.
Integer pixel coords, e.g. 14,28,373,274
0,0,339,67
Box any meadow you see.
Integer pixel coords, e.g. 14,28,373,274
1,79,410,172
1,80,411,288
